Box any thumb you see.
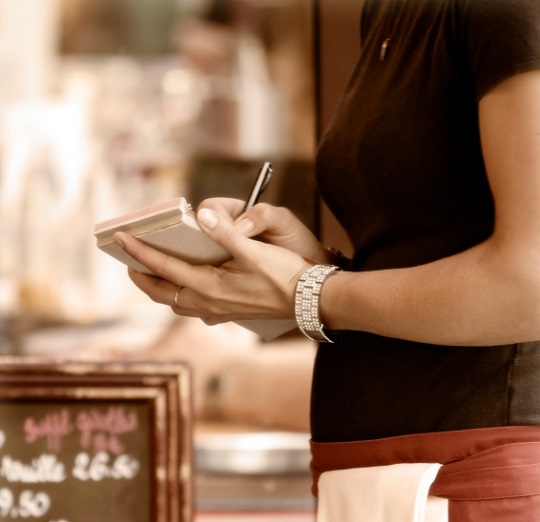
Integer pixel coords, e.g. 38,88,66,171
197,208,256,261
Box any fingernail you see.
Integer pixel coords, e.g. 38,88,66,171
112,233,126,249
235,217,255,235
198,208,219,229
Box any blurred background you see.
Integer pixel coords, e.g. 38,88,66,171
0,0,317,332
0,0,320,517
0,0,362,518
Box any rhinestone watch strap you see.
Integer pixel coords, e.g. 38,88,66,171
295,264,340,343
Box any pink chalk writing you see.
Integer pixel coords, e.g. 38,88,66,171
23,409,74,453
76,407,138,455
21,406,139,455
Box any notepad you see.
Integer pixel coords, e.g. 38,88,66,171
94,197,297,341
94,198,230,274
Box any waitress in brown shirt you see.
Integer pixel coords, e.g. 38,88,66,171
114,0,540,519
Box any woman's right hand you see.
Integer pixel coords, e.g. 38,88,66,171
199,198,330,263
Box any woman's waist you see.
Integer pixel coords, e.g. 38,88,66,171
310,426,540,498
310,337,540,442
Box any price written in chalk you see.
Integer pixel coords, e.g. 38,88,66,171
0,451,140,483
0,401,151,522
0,450,139,519
72,452,139,481
0,488,51,518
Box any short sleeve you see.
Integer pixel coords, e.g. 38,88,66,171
460,0,540,99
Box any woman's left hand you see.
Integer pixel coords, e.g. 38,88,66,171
112,207,310,325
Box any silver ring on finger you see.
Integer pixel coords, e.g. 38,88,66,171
173,286,182,308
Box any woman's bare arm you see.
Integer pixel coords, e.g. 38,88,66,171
320,70,540,346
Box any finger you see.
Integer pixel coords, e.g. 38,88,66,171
173,284,183,309
198,198,245,220
127,268,178,307
235,203,287,238
171,285,203,318
197,208,263,263
115,232,205,288
128,269,201,315
253,204,312,238
234,203,319,256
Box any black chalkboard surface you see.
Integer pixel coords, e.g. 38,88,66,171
0,359,192,522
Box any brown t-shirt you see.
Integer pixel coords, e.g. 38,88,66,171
312,0,540,443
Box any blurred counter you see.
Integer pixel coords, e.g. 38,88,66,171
195,422,314,512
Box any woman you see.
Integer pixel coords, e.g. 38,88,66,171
113,0,540,519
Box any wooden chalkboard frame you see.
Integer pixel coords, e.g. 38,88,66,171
0,358,192,522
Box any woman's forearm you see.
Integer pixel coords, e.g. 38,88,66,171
320,238,540,346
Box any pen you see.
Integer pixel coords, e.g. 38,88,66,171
243,162,273,212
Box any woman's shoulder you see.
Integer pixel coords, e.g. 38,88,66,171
455,0,540,99
458,0,540,22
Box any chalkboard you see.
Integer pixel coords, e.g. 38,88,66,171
0,359,192,522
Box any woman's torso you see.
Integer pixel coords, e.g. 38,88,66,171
312,0,540,443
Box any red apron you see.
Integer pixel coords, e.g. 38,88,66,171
310,426,540,521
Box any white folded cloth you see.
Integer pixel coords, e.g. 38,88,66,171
317,463,448,522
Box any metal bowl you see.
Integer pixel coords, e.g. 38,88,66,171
195,431,311,475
